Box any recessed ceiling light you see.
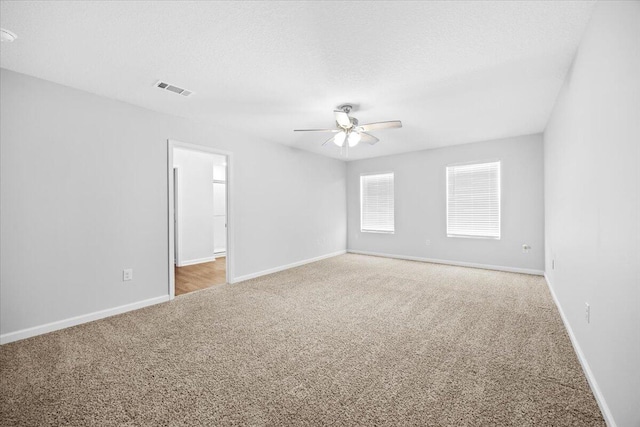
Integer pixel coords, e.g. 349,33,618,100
0,28,17,43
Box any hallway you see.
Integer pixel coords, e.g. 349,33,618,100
175,257,226,296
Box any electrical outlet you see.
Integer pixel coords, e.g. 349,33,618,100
123,269,133,282
522,244,531,253
425,239,431,246
585,303,590,323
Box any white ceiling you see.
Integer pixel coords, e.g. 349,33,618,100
0,1,595,161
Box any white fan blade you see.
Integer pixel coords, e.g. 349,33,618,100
334,110,352,129
294,128,339,133
357,120,402,132
322,134,337,146
360,132,380,145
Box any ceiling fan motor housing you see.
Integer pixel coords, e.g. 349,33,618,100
337,117,358,130
337,104,353,114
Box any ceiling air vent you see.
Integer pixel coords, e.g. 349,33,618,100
155,81,193,97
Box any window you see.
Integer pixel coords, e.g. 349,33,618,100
446,161,500,239
360,172,394,233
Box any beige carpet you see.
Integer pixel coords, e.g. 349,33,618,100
0,254,604,426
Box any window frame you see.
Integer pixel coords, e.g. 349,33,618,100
360,171,395,234
445,160,501,240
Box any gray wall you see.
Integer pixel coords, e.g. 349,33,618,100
543,2,640,426
0,69,347,336
347,134,544,272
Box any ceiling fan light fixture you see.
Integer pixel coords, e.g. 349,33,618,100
294,105,402,155
348,131,361,147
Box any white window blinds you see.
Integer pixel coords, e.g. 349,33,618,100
446,161,501,239
361,173,394,233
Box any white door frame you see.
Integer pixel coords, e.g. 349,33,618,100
212,179,227,256
173,166,182,266
167,139,235,299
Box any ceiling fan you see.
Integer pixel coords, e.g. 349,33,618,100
294,104,402,154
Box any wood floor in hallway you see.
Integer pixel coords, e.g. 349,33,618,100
175,257,226,296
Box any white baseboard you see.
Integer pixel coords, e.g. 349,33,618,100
347,250,544,276
543,274,615,427
0,295,170,345
177,256,216,267
232,250,347,283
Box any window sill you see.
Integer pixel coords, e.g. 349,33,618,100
361,230,395,235
447,234,500,240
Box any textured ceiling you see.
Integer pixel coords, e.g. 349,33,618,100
0,1,595,160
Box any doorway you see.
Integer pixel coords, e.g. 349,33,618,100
168,140,233,299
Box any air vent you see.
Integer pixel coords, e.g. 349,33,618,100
154,81,193,97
